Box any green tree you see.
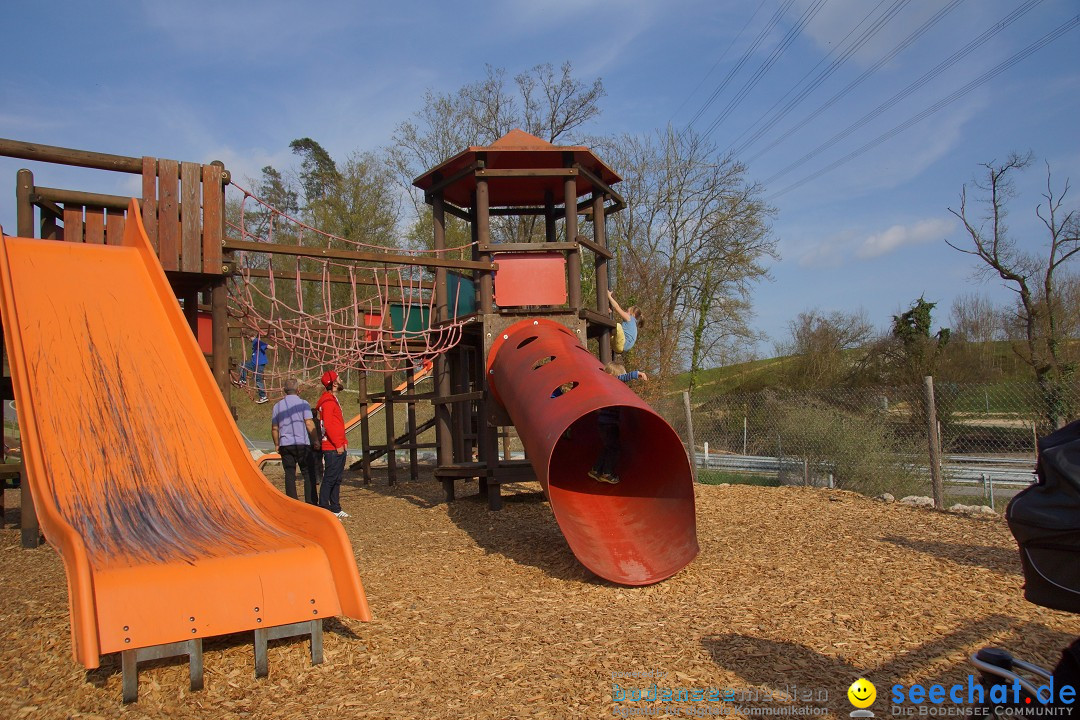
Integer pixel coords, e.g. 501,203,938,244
290,137,340,204
890,296,951,382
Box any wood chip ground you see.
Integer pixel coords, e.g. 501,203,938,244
1,471,1078,719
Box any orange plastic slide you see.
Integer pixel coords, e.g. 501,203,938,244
255,361,433,470
0,201,370,670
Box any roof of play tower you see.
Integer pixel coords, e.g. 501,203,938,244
413,129,621,209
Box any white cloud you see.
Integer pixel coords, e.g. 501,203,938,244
856,217,953,259
795,229,859,268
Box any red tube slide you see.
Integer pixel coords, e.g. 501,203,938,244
487,319,698,585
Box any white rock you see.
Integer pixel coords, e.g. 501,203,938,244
877,493,895,503
900,495,935,508
948,503,997,516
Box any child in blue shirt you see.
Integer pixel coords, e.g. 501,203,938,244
608,290,644,354
236,334,274,403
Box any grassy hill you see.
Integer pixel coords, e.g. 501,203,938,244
668,340,1055,405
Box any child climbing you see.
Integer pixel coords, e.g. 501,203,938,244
236,333,274,403
607,290,644,355
588,362,649,485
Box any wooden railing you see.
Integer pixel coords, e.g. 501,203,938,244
4,139,229,275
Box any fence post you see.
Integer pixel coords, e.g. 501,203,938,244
924,376,944,509
683,391,697,483
743,416,747,455
704,441,709,468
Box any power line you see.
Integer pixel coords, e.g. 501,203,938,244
727,0,909,158
765,14,1080,201
701,0,830,141
744,0,969,165
762,0,1044,185
667,0,769,128
684,0,797,133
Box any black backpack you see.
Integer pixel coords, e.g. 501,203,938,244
1006,419,1080,614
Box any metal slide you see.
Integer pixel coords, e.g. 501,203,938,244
0,201,370,670
488,319,699,585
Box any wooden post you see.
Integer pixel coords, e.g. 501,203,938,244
544,190,557,243
593,192,611,363
211,282,229,402
384,368,397,486
16,169,34,237
183,290,199,339
924,376,944,509
452,347,467,464
13,171,42,546
431,193,455,502
563,156,582,310
683,391,697,483
472,339,500,510
1032,421,1039,463
358,372,372,485
475,173,493,314
406,365,419,482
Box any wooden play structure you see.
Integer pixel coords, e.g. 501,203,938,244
0,130,699,702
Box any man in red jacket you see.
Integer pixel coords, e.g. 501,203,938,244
316,370,349,518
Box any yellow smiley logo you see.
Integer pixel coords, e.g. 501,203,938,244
848,678,876,709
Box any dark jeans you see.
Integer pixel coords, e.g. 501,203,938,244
305,445,322,505
592,422,621,477
319,449,346,513
279,444,314,503
239,361,267,399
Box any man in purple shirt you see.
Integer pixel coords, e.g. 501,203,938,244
271,378,319,503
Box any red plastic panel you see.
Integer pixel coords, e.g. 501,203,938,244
487,319,699,585
364,313,382,342
494,252,567,307
197,311,213,354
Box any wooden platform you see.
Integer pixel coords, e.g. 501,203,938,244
434,459,534,482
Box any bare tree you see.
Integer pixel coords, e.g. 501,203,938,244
946,153,1079,428
948,293,1003,344
779,309,874,388
599,127,776,388
388,62,605,240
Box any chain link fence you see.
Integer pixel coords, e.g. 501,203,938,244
656,377,1080,507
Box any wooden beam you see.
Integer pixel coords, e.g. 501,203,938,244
442,202,471,221
479,242,577,254
0,137,143,173
574,163,626,206
574,234,612,259
223,238,496,271
238,267,435,289
488,207,547,216
421,162,479,198
32,186,130,211
476,168,577,178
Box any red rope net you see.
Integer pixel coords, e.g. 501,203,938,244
226,184,473,395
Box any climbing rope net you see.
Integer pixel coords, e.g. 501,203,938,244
226,184,474,395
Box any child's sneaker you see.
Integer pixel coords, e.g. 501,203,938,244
597,473,620,485
335,510,350,518
255,396,269,404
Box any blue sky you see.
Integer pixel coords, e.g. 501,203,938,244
1,0,1077,356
